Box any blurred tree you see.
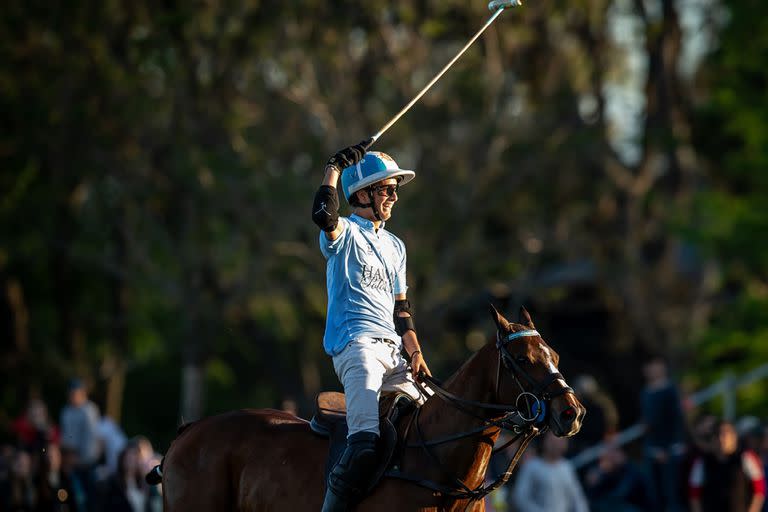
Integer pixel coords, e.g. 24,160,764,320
682,0,768,413
1,0,764,449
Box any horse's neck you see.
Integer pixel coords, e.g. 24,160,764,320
407,345,502,490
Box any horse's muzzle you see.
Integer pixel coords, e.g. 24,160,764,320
549,395,585,437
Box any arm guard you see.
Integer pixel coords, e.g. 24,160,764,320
394,299,416,336
312,185,340,232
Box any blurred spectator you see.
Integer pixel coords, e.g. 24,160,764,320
1,391,164,512
60,445,88,512
96,416,127,479
0,444,13,483
131,436,160,478
570,374,619,456
511,431,589,512
681,414,718,504
691,415,718,455
640,355,686,512
484,433,534,511
762,426,768,512
34,442,80,512
0,449,35,511
11,399,60,455
99,443,155,512
734,420,768,512
59,379,101,471
584,441,651,512
59,378,100,510
689,419,765,512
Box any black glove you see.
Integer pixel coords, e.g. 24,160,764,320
326,138,373,171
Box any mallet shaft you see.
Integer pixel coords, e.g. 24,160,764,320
370,7,507,145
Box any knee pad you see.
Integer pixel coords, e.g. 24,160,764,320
328,432,379,497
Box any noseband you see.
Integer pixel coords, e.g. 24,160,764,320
386,329,576,507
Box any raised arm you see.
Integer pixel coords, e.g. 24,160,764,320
312,165,344,240
311,140,371,240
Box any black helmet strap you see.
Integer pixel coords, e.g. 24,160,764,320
366,188,383,221
354,187,382,222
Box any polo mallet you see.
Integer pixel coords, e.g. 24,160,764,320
366,0,523,149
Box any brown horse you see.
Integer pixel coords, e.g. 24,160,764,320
158,307,585,511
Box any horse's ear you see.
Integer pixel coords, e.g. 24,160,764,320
519,306,535,329
489,303,510,331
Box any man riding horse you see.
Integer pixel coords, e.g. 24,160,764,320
312,140,431,511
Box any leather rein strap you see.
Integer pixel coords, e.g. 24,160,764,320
387,375,540,506
387,420,539,505
386,329,574,508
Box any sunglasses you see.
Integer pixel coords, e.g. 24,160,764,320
371,183,399,197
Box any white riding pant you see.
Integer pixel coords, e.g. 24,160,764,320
332,337,425,438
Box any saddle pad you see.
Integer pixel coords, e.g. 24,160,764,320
317,391,346,420
311,392,347,437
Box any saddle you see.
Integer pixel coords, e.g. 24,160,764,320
310,391,416,493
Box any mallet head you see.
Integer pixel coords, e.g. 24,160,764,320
488,0,522,11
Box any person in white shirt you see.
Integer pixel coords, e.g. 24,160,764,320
512,431,590,512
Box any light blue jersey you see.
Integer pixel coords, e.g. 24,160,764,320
319,214,408,356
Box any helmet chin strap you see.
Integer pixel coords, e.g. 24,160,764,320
358,188,382,222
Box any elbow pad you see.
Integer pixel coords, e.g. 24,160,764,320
312,185,340,232
394,299,416,336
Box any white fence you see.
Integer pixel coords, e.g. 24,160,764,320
570,363,768,469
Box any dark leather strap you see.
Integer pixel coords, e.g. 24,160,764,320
386,427,540,505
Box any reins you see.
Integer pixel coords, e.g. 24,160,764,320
386,328,575,509
387,372,541,506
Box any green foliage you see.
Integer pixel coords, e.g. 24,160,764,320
684,0,768,415
2,0,767,444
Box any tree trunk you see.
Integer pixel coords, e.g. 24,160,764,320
105,209,128,423
181,362,204,422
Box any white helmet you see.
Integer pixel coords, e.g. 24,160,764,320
340,151,415,202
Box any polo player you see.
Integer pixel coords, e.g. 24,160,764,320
312,140,432,511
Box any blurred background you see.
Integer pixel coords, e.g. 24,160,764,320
1,0,767,510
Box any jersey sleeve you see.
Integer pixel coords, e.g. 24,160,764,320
393,237,408,295
319,217,349,258
742,450,766,497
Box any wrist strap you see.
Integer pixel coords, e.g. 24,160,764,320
410,350,421,359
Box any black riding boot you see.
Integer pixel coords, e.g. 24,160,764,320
321,431,379,512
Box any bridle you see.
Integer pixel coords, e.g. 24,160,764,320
387,328,576,507
495,329,574,423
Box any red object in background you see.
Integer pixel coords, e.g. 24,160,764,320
11,414,60,447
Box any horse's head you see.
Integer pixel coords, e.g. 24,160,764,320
490,305,585,437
